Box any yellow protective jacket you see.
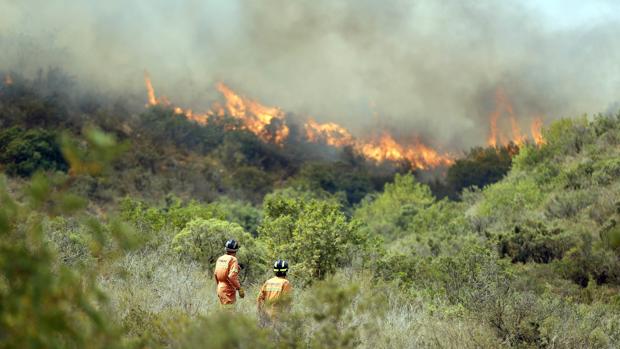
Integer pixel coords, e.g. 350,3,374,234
257,276,292,318
214,254,241,305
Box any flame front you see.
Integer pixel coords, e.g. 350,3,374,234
304,119,454,169
487,87,544,147
3,74,13,86
304,118,354,147
356,133,454,169
143,75,453,169
215,82,289,144
144,72,157,106
530,117,545,145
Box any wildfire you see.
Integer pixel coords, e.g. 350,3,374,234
143,75,454,169
214,82,289,144
355,133,454,169
304,118,355,147
144,72,209,125
530,117,545,145
144,72,157,106
3,74,13,86
487,88,544,147
304,119,454,169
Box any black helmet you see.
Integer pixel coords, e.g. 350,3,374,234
273,260,289,273
225,239,240,252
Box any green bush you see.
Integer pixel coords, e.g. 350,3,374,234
556,232,620,287
171,218,268,282
259,193,368,283
446,144,515,195
120,196,225,232
354,173,434,238
0,126,68,176
475,174,545,223
175,312,273,349
0,128,130,348
497,220,578,264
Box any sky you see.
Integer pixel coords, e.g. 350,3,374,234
526,0,619,29
1,0,619,150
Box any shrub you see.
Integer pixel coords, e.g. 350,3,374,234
175,312,273,349
557,232,620,287
171,218,268,282
259,194,367,283
120,196,225,232
497,220,578,264
446,144,515,195
475,174,545,223
0,128,130,348
544,189,596,219
354,173,434,238
0,126,68,176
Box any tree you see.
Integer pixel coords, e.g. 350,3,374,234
446,145,515,197
0,127,68,176
354,173,434,238
259,193,366,283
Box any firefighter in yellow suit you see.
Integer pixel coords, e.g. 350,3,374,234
257,260,292,324
214,239,245,308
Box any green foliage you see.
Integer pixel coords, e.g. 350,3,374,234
260,193,367,283
120,196,261,235
138,107,227,154
556,231,620,287
291,161,377,205
176,312,273,349
446,144,516,195
0,127,131,348
3,72,620,347
0,126,68,176
172,218,268,282
120,196,224,232
476,174,545,222
354,173,435,238
497,220,578,264
211,197,262,235
304,278,361,348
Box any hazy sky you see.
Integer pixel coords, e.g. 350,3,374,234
1,0,619,150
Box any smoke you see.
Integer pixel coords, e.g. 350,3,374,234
1,0,620,150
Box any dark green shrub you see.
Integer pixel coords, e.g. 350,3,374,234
0,127,68,176
446,144,515,195
557,230,620,287
498,220,577,264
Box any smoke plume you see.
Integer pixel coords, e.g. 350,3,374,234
1,0,619,150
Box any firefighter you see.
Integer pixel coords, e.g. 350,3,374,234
257,260,292,324
213,239,245,308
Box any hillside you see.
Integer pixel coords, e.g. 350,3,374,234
1,72,620,348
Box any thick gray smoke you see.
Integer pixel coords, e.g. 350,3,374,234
1,0,620,150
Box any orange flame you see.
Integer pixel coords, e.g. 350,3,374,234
487,108,499,147
305,118,453,169
143,75,452,168
215,82,289,144
356,133,453,169
509,116,525,146
4,74,13,86
487,88,542,147
144,72,157,106
304,118,355,147
530,117,545,145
